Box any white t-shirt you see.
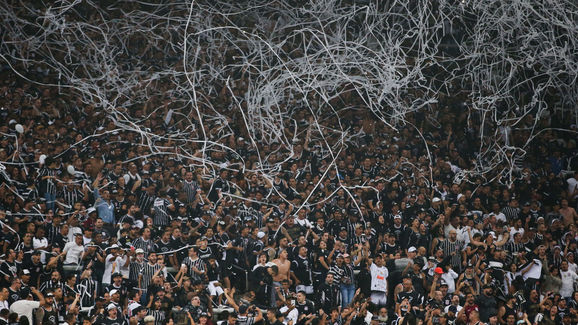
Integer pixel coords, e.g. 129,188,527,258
33,237,49,263
9,300,40,325
0,299,8,311
63,242,84,264
441,269,459,293
567,177,578,199
115,255,130,278
370,263,388,293
285,308,299,325
102,254,117,284
560,270,578,298
522,260,542,280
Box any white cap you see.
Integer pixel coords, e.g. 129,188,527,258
432,197,441,203
257,231,266,239
408,246,417,253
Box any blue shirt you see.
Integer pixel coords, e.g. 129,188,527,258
94,188,115,224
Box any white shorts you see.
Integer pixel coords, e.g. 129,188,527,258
370,291,387,306
296,285,314,294
208,281,224,296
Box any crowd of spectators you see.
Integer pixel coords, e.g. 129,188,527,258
1,11,578,325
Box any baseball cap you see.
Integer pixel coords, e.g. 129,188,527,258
434,267,444,274
408,246,417,253
107,303,116,311
257,231,265,239
22,269,31,275
109,289,119,295
144,315,155,322
46,292,55,298
135,248,144,254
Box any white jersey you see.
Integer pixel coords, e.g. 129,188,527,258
370,263,388,293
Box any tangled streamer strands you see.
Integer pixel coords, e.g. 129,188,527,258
1,0,577,209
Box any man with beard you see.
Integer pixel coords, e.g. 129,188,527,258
317,273,341,313
35,291,59,325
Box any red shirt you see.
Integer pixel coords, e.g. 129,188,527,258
464,304,479,321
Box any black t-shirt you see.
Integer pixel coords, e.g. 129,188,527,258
397,290,424,307
296,300,315,316
154,240,173,255
7,288,20,305
291,256,312,285
101,317,126,325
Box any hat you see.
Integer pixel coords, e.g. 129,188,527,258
112,272,122,278
110,289,119,295
107,303,116,311
432,197,441,203
394,214,402,219
434,267,444,274
238,304,249,314
439,280,448,287
413,258,424,266
257,231,265,239
448,305,457,313
144,315,155,322
199,312,209,318
74,232,83,237
107,244,120,250
266,218,275,223
86,207,96,214
336,253,344,259
135,248,145,254
428,256,436,261
46,292,55,298
408,246,417,253
22,269,31,275
342,253,350,258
